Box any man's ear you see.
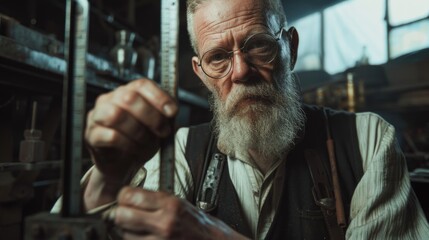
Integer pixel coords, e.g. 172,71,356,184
192,56,212,90
286,27,299,71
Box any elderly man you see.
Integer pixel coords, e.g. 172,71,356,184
79,0,429,239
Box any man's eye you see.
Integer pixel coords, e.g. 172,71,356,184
205,50,229,63
246,39,270,52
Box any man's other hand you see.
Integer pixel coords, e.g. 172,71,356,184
114,187,250,240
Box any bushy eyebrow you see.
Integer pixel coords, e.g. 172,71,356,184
201,25,271,53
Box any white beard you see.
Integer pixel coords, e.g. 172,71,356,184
211,71,305,165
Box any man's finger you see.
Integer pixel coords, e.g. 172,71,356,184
91,103,150,142
117,187,168,210
127,79,178,117
86,125,136,152
115,205,152,231
122,232,158,240
115,203,181,238
110,85,171,137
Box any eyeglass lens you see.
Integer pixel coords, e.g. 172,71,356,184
200,33,279,79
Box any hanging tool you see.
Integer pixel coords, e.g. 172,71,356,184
19,102,45,163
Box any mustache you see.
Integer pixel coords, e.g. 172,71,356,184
223,83,280,112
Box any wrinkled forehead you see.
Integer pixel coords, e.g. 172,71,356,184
200,0,263,22
193,0,278,49
198,0,263,17
195,0,271,28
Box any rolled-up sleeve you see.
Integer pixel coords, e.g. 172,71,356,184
347,112,429,239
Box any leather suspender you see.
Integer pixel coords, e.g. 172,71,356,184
304,109,347,240
305,149,345,240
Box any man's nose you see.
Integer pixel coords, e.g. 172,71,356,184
230,51,251,83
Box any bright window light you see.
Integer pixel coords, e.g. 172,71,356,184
389,0,429,26
324,0,387,74
291,0,429,74
390,19,429,58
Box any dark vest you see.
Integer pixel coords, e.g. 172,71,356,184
185,104,364,239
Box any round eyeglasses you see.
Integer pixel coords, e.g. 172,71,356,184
197,29,282,79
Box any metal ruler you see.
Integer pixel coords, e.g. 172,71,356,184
159,0,179,193
62,0,89,217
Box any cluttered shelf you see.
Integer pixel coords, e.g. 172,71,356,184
0,15,208,108
0,160,61,172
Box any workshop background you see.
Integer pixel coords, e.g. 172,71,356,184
0,0,428,239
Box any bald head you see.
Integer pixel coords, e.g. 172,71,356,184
186,0,288,54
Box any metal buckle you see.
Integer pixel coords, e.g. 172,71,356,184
196,153,225,212
312,187,335,213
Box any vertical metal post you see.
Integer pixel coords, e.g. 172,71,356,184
320,10,325,71
26,2,106,239
61,0,89,217
385,0,391,60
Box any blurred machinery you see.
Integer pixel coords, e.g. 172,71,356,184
302,72,366,113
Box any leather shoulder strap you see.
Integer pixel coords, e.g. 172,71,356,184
301,104,363,240
302,104,364,202
185,122,212,203
305,148,345,240
326,107,364,192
